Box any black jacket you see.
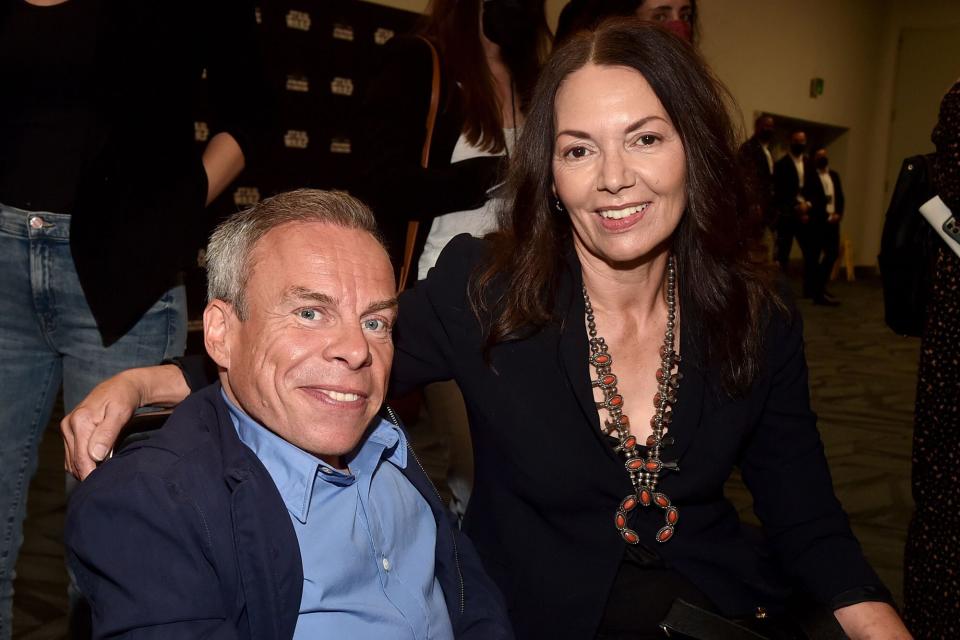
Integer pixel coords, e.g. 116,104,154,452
773,154,824,222
43,0,267,344
807,169,845,223
66,382,513,639
390,234,889,639
738,136,775,225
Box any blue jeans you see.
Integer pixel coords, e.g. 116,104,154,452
0,203,187,639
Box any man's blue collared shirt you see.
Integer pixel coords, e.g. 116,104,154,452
223,391,454,640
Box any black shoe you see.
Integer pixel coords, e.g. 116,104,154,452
813,297,840,307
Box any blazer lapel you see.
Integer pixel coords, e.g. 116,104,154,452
557,253,624,463
213,391,302,640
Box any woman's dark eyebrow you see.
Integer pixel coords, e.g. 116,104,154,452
556,116,668,141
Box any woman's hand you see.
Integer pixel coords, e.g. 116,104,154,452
834,601,912,639
61,364,190,479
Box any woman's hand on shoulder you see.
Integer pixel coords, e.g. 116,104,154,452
62,364,189,480
834,601,912,639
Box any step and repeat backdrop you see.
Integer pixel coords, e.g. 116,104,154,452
186,0,418,319
196,0,418,216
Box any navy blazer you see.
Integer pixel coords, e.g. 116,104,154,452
66,382,513,639
391,235,888,639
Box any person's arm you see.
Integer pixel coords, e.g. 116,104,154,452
202,132,245,205
833,171,845,219
62,364,191,479
739,305,910,639
199,0,270,205
66,465,231,638
390,234,485,395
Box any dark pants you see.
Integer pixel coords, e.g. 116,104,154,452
797,218,840,300
775,214,798,271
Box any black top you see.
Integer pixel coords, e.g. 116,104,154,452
390,234,890,639
0,0,101,212
0,0,267,344
352,35,503,274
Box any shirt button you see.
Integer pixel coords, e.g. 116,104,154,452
319,466,333,475
29,216,44,229
382,557,391,572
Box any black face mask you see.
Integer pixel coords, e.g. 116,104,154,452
482,0,538,48
815,157,829,170
790,143,806,156
757,129,774,144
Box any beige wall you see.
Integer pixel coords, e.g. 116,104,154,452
366,0,960,265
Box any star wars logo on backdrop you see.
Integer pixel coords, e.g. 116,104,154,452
330,77,354,97
286,74,309,93
254,6,261,24
194,121,209,142
233,187,261,207
333,23,354,41
330,137,352,154
286,10,310,31
374,27,394,45
284,130,309,149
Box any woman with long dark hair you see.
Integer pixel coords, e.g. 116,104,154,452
64,20,909,639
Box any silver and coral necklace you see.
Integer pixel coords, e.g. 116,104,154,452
583,255,681,545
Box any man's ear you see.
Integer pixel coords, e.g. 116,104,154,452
203,300,236,370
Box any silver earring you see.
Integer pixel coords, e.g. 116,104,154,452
554,198,564,213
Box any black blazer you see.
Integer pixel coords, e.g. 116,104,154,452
391,235,888,639
353,35,503,273
773,154,824,222
66,382,513,639
738,136,775,222
50,0,267,344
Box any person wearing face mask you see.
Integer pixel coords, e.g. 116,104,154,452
555,0,697,45
738,114,777,230
804,147,845,305
773,131,825,298
352,0,551,515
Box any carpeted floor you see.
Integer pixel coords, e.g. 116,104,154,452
11,275,921,639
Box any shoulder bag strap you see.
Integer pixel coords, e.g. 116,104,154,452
398,35,441,292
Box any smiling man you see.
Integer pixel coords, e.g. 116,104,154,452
64,189,511,640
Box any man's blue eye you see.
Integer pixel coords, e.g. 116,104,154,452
299,309,316,320
363,318,386,331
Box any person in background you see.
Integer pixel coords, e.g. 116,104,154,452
904,78,960,640
62,22,911,640
773,130,824,293
65,190,511,639
738,114,777,231
0,1,265,637
353,0,550,517
556,0,697,45
806,147,844,305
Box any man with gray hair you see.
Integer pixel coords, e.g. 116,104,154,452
64,189,511,639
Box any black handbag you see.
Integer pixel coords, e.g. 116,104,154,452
878,154,939,337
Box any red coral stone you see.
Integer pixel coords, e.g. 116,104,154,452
622,435,637,449
621,496,638,512
646,435,659,447
621,529,640,544
656,526,674,543
615,513,626,528
626,458,645,471
594,354,611,365
620,415,630,428
666,507,679,524
656,368,664,382
653,393,662,407
654,493,670,508
602,374,617,386
645,460,662,472
609,395,623,408
639,489,652,505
